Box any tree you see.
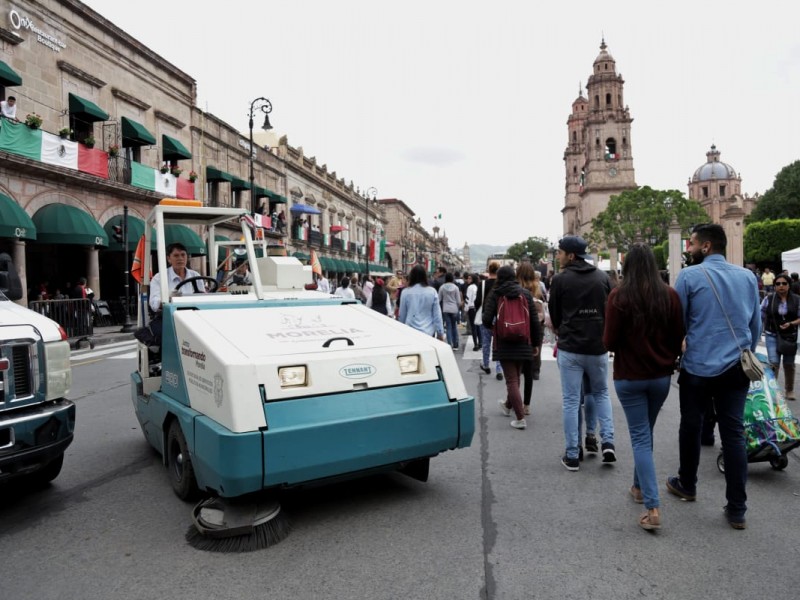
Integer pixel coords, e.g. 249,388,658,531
505,236,552,263
743,219,800,264
746,160,800,223
588,186,708,253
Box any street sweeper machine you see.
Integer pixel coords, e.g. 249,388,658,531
130,201,474,551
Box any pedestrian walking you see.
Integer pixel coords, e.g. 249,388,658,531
760,272,800,399
666,224,761,530
482,265,541,429
516,261,543,415
465,273,480,351
438,272,463,349
476,261,504,380
548,236,615,471
603,243,684,531
398,264,445,341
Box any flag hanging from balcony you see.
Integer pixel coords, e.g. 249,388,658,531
129,162,196,200
0,119,108,178
310,249,322,276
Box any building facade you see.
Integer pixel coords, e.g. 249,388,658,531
563,40,637,238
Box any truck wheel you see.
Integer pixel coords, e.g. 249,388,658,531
24,454,64,487
167,420,200,501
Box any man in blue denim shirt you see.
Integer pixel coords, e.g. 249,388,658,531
667,224,761,530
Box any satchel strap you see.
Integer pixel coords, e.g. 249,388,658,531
700,266,746,352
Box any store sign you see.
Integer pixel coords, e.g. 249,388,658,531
8,9,67,53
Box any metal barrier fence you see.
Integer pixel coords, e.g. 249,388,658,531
28,298,94,348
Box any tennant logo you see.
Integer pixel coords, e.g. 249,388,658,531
339,364,375,379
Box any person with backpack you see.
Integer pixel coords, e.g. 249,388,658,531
482,265,542,430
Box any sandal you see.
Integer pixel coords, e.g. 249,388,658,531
639,508,661,531
629,486,643,504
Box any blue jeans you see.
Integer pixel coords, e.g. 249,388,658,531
479,325,503,374
557,349,614,459
765,332,797,366
443,312,459,348
677,365,749,519
614,377,671,509
580,373,597,437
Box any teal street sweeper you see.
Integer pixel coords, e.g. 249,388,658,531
130,200,474,551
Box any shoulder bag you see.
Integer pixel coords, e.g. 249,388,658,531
701,267,764,381
770,293,799,355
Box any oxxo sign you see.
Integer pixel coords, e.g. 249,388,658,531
14,227,26,238
8,9,67,53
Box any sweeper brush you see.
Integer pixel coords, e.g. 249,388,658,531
185,497,290,552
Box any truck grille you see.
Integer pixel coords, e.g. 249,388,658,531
0,343,35,407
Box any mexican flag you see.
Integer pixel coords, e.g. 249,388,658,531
130,162,195,199
0,119,108,178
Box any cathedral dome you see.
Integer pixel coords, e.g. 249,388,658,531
692,144,738,181
593,39,616,67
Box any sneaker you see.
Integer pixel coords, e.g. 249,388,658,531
561,455,580,471
498,399,511,417
601,442,617,463
585,434,599,454
496,372,504,381
524,405,531,416
723,506,746,530
666,476,696,501
480,365,491,374
510,419,527,430
578,447,584,462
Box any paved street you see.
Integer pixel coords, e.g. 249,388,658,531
1,336,799,600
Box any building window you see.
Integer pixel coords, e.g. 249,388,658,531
606,93,611,106
209,182,220,207
720,185,726,197
594,95,599,109
572,131,577,143
604,138,617,160
702,186,709,198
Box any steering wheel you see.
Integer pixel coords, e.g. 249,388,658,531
174,276,219,294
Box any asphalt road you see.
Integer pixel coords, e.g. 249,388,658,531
1,338,799,600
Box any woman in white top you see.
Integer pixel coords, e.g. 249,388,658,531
336,276,356,300
465,273,480,350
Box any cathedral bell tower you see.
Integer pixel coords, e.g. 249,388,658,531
563,39,637,237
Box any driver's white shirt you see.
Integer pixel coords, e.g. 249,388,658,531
149,266,204,312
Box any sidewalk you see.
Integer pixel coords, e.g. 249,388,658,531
71,325,135,349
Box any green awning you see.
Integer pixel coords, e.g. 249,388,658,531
0,193,35,240
121,116,156,147
0,60,22,87
162,134,191,162
231,176,250,191
254,186,270,199
266,190,287,204
206,166,232,182
103,214,155,252
333,259,347,272
32,203,107,246
68,92,109,123
345,260,358,272
292,251,309,262
164,224,205,256
319,257,334,271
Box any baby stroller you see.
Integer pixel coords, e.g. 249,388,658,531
717,359,800,472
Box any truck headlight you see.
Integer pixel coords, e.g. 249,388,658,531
43,340,72,400
397,354,421,374
278,365,307,388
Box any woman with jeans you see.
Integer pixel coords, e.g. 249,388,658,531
603,244,684,531
399,264,445,341
438,272,463,349
482,265,542,430
760,272,800,399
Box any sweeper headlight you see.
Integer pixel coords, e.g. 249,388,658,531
278,365,307,388
397,354,421,375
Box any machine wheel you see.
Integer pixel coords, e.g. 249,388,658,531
23,454,64,487
769,455,789,470
167,420,200,501
716,453,725,474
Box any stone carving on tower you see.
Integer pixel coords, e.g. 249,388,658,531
563,39,637,238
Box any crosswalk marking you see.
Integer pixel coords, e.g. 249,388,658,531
71,341,137,362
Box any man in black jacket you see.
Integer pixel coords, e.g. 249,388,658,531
548,236,615,471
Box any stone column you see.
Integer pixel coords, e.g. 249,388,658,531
87,247,100,298
609,247,619,273
668,217,682,288
13,239,27,306
722,206,746,267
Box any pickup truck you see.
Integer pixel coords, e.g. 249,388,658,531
0,254,74,486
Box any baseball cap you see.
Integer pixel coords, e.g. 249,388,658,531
558,236,591,260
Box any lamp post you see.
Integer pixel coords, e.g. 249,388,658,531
248,97,273,216
120,205,136,332
364,187,377,279
549,245,558,274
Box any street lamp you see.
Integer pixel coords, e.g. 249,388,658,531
364,187,377,278
248,97,273,215
549,245,558,274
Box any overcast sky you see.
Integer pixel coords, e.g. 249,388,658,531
84,0,800,248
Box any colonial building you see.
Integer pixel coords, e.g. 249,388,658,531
688,144,757,266
563,40,637,237
0,0,430,311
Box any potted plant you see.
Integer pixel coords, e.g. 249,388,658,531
159,165,170,174
83,135,95,148
171,166,182,177
188,170,198,183
58,127,72,139
108,143,120,157
25,113,43,129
